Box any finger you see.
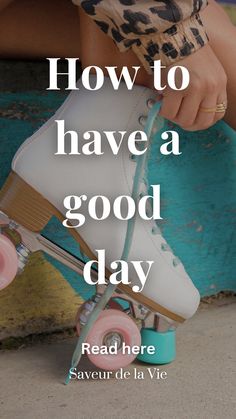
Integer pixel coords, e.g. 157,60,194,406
213,95,227,125
174,92,202,130
159,90,183,122
191,94,219,131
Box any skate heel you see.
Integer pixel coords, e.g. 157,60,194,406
0,174,186,324
0,172,55,232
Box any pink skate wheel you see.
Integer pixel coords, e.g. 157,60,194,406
84,309,141,371
0,235,18,290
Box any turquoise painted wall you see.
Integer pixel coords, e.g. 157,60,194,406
0,91,235,297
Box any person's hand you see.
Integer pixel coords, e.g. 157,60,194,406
158,44,227,131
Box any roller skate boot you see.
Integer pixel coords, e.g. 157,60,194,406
0,77,200,373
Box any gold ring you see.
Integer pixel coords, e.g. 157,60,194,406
200,102,227,113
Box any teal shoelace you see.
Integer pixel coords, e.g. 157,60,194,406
65,101,162,385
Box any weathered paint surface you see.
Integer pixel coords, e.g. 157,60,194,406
0,90,235,337
149,119,236,296
0,252,83,340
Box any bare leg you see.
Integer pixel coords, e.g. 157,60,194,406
0,0,151,86
0,0,81,58
201,0,236,129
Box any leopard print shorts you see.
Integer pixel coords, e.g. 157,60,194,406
72,1,209,73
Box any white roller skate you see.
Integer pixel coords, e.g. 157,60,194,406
0,77,200,377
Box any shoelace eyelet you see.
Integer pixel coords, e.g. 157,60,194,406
146,98,155,109
173,257,181,267
129,153,136,162
138,115,147,127
151,226,160,235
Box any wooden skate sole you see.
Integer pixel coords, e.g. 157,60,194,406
0,171,185,324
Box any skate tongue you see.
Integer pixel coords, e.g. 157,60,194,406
121,101,162,259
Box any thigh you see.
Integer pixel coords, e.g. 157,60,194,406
201,0,236,129
0,0,81,59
